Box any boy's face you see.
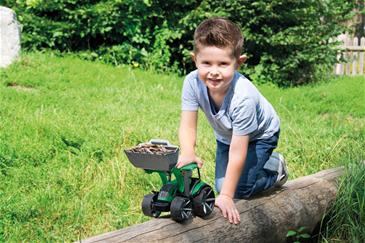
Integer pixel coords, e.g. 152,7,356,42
192,46,245,94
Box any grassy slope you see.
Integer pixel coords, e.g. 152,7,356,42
0,52,364,242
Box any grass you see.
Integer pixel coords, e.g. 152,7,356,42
320,163,365,242
0,52,364,242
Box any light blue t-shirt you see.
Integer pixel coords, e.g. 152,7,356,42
181,70,280,145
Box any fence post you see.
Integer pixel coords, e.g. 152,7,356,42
360,37,365,75
352,37,358,75
335,34,346,75
345,36,352,75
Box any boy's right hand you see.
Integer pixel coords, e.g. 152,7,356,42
176,154,203,168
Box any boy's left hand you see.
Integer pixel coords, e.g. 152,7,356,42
215,194,240,224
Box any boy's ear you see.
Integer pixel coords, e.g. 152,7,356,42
237,55,247,66
190,52,196,62
191,52,198,68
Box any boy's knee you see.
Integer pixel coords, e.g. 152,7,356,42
215,177,224,193
215,177,255,198
234,185,255,199
235,171,276,198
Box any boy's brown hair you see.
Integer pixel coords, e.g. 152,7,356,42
193,17,243,59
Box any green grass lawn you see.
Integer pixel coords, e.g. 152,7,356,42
0,52,364,242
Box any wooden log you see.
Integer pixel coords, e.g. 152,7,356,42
81,167,344,243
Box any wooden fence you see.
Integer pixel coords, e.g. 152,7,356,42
334,34,365,75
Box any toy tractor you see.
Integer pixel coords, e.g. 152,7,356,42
124,139,215,222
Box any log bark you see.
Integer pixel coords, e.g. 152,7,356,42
81,167,344,243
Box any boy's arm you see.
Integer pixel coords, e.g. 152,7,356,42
176,111,203,168
216,134,249,224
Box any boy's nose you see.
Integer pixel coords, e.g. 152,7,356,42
209,68,219,76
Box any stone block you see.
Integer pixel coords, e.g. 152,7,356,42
0,6,21,68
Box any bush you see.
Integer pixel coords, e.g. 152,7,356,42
175,0,358,86
4,0,358,86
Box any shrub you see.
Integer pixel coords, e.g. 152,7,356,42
4,0,358,86
173,0,358,86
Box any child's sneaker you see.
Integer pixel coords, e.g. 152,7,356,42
272,152,288,187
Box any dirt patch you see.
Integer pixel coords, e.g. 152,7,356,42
126,144,178,155
6,82,36,92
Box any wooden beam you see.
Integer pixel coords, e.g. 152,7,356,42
340,46,365,51
81,167,344,243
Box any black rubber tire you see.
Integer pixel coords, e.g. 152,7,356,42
170,196,193,222
142,193,161,218
192,186,215,218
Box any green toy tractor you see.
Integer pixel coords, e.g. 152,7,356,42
124,139,215,222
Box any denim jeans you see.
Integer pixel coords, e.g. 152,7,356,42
215,131,280,199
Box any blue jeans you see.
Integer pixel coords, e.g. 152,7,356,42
215,132,280,199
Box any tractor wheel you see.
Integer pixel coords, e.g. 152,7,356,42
193,186,215,218
170,196,193,222
142,193,161,218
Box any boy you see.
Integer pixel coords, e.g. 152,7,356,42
176,18,288,225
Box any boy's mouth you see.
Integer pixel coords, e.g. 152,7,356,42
207,78,222,86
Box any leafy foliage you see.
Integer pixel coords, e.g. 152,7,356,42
286,226,311,243
4,0,359,85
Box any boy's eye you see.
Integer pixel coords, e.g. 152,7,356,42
202,61,210,65
220,62,229,66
